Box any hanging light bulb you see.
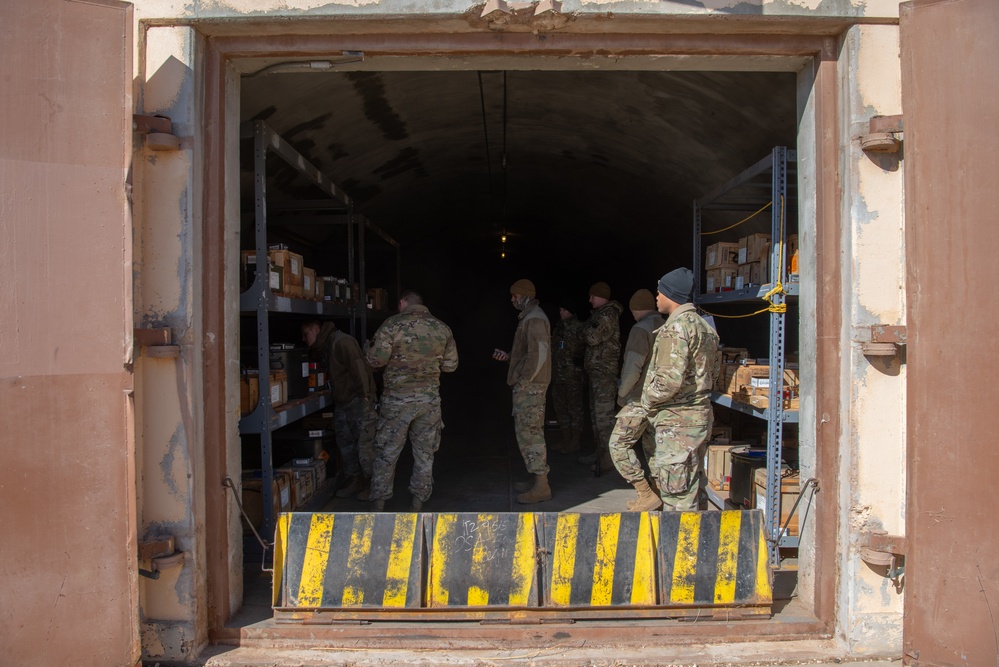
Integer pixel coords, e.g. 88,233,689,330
501,250,506,259
501,234,507,243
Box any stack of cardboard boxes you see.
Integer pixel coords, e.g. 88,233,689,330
703,233,798,293
241,456,329,532
714,347,799,411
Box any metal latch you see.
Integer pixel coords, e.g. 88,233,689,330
138,535,185,580
862,325,906,358
860,115,903,153
858,529,906,582
133,114,180,151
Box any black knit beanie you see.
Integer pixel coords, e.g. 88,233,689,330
657,268,694,305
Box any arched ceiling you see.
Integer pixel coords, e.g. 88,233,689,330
239,65,796,298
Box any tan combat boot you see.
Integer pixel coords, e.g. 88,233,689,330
626,478,663,511
515,474,552,504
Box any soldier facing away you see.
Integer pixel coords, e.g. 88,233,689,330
550,298,587,454
365,290,459,511
641,268,720,511
492,279,553,504
580,281,623,474
607,289,665,507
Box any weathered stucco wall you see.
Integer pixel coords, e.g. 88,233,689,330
133,24,209,663
835,23,905,654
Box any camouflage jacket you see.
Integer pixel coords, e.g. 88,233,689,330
507,299,552,387
552,315,586,379
313,322,375,404
366,304,459,400
618,311,665,406
583,300,623,377
640,303,720,426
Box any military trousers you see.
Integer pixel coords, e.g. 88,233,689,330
608,403,656,483
552,368,585,435
369,396,443,503
649,421,710,511
512,382,549,475
587,370,618,453
333,395,378,478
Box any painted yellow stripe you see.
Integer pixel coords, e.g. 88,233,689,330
383,513,418,607
297,514,335,607
590,514,621,606
273,513,290,607
630,512,656,605
429,514,455,606
467,513,495,606
670,512,701,604
756,519,773,600
713,511,742,604
550,514,579,606
509,513,535,607
341,513,375,606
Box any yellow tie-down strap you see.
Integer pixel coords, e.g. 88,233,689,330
272,509,772,616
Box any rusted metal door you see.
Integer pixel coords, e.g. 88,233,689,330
0,1,137,665
900,0,999,664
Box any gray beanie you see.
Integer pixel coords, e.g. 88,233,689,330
657,268,694,305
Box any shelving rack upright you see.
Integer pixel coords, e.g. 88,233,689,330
693,146,798,566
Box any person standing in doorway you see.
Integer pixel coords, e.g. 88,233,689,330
580,281,622,474
365,290,459,511
301,320,377,498
641,269,720,511
492,279,553,504
550,298,587,455
607,289,664,507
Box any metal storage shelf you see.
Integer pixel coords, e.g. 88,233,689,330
693,146,799,566
239,120,399,540
710,392,799,423
239,390,333,434
696,282,799,305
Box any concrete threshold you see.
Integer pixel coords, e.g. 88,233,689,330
195,639,900,667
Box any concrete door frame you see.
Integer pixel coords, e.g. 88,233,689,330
199,24,844,641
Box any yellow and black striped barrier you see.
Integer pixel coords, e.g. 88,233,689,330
272,509,772,618
273,512,423,608
658,510,772,608
426,513,538,607
540,512,659,607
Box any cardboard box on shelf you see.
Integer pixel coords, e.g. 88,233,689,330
705,241,740,269
753,468,800,536
240,371,259,417
241,471,292,532
710,425,733,443
737,263,753,287
720,347,750,364
277,465,314,509
269,249,304,296
367,287,388,311
268,266,283,293
269,369,287,407
706,444,738,490
302,268,315,299
705,267,738,293
738,234,770,265
749,261,764,286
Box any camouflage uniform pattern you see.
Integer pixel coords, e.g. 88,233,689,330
640,303,720,511
609,311,664,481
333,395,378,478
551,315,586,443
512,384,548,474
507,300,551,475
366,304,459,502
583,300,623,452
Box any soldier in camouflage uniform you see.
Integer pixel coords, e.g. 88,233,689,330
492,279,553,504
581,281,623,473
550,299,587,454
641,268,720,511
608,290,664,508
366,290,459,511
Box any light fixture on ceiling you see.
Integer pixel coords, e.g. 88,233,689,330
246,52,365,78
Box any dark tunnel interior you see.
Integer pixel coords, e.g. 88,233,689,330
238,66,799,489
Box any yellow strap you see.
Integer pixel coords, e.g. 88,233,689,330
700,201,772,236
700,196,788,318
